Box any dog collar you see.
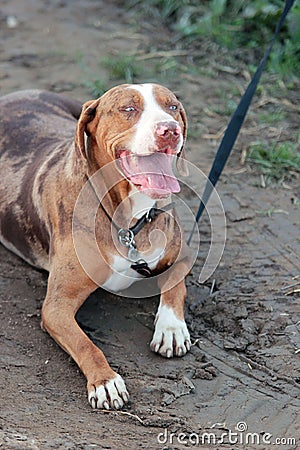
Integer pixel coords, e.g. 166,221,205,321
85,175,175,277
116,203,175,277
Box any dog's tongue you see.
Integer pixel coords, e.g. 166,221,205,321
120,152,180,195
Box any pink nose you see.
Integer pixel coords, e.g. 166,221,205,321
155,121,181,140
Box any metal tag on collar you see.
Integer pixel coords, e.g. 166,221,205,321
118,228,135,247
128,245,139,261
145,209,153,223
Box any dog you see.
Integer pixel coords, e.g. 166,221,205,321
0,83,192,410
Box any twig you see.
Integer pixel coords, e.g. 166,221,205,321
136,50,190,60
285,288,300,296
209,279,216,296
94,409,145,425
281,281,300,291
260,174,266,188
202,126,226,140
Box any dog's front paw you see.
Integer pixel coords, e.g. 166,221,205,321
88,373,129,410
150,305,191,358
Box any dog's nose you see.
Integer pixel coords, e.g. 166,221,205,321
155,121,181,140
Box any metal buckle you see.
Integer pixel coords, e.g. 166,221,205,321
145,210,152,223
118,228,135,247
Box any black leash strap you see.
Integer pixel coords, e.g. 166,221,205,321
187,0,295,246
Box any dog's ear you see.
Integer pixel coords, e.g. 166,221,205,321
75,99,100,159
176,105,189,176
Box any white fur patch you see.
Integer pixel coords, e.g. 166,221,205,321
150,304,191,358
101,255,142,291
101,245,165,292
129,185,157,219
88,374,129,410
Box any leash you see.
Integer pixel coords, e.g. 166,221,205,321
85,175,175,276
187,0,295,246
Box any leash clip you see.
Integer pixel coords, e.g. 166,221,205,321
118,228,135,247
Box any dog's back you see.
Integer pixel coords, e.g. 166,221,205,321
0,90,82,268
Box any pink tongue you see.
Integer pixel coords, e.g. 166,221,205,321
120,153,180,193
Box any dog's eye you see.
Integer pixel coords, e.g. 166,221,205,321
124,106,136,112
169,105,178,111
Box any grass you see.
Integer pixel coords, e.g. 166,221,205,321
101,55,143,83
247,141,300,183
125,0,300,79
83,52,185,97
210,89,238,117
84,78,108,98
79,1,299,192
82,55,145,97
257,109,286,125
83,1,299,96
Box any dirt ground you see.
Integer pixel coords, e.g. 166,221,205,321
0,1,299,449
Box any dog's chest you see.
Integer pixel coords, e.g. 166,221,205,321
101,246,165,292
100,191,171,292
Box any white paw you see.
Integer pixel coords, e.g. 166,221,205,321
150,304,191,358
88,374,129,410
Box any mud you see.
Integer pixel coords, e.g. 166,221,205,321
0,1,299,449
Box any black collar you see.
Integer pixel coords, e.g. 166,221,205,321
101,199,175,238
85,175,175,277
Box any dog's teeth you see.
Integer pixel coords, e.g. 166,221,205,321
147,176,153,187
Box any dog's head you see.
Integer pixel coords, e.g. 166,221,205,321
75,83,188,199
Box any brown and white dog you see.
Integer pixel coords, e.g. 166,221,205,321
0,83,192,410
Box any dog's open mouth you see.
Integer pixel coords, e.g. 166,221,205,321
116,150,180,198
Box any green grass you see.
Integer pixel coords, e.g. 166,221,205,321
82,55,145,97
125,0,300,78
84,52,185,97
247,141,300,183
83,1,299,97
101,55,144,83
258,108,285,125
84,79,108,98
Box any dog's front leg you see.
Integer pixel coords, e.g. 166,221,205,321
150,261,191,358
41,266,129,410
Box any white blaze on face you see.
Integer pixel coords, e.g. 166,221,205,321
126,83,183,155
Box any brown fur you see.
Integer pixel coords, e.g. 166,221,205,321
0,85,190,409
